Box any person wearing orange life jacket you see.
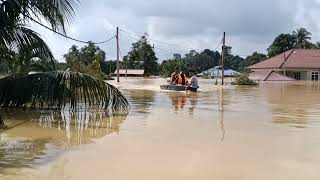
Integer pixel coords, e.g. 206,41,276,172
176,71,189,86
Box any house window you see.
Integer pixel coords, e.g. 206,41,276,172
294,73,301,80
312,72,319,81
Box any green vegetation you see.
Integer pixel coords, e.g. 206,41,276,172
159,27,319,77
0,0,79,73
0,71,129,111
267,28,319,57
0,0,129,112
124,36,158,76
231,74,258,86
160,49,220,77
64,42,114,79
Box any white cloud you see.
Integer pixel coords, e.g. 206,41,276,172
32,0,320,62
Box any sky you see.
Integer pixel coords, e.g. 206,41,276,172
33,0,320,62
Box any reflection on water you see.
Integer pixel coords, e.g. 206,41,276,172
218,89,226,142
2,79,320,180
261,82,320,128
166,92,199,115
0,110,126,172
126,90,156,114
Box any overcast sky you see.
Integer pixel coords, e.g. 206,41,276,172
33,0,320,62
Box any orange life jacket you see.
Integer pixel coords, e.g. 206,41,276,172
177,73,188,85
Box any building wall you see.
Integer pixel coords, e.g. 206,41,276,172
287,71,318,80
301,72,308,80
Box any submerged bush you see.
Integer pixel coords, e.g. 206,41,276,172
231,74,258,86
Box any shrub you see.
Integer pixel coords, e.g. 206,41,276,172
231,74,258,86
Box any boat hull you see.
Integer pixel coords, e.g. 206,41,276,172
160,85,197,92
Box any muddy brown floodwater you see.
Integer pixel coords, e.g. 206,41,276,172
1,78,320,180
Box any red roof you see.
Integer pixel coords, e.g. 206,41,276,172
249,49,320,69
249,70,296,81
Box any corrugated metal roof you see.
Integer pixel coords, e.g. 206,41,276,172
114,69,144,75
198,66,241,77
249,49,320,69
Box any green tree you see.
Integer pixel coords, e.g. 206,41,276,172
240,52,267,72
160,49,221,77
64,42,107,79
293,28,316,49
0,0,78,67
267,28,317,57
101,60,117,75
125,37,158,76
0,0,129,112
160,59,186,77
267,34,296,57
173,53,182,60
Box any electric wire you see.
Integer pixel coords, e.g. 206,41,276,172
26,15,116,44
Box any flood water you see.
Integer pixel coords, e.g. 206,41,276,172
1,78,320,180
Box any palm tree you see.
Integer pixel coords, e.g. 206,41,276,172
0,70,130,111
1,0,78,57
0,1,130,113
293,28,312,49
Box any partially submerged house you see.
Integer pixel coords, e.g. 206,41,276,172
112,69,144,77
197,66,241,78
248,49,320,81
249,70,295,81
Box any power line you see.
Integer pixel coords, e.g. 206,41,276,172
213,38,223,52
26,15,116,44
119,28,203,51
119,28,226,54
94,35,116,44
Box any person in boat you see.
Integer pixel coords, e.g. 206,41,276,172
177,71,188,86
170,67,180,84
186,69,199,91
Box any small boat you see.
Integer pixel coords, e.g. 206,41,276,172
160,85,198,92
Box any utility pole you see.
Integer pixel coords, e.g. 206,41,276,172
125,61,127,79
116,27,120,82
283,53,286,76
109,61,111,76
221,32,225,85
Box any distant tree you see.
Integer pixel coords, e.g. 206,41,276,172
293,28,317,49
245,52,267,66
240,52,267,72
173,53,182,60
125,37,158,76
267,28,317,57
160,59,186,77
64,42,107,79
55,62,68,71
267,34,296,57
160,49,221,77
101,60,117,75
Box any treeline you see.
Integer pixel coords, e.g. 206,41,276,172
1,27,319,79
160,27,320,77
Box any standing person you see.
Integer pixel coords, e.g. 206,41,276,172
186,69,199,92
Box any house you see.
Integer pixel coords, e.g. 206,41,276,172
112,69,144,77
248,49,320,81
249,70,295,81
197,66,241,78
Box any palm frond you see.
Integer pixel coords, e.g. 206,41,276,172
0,0,79,34
0,71,130,111
6,26,54,59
